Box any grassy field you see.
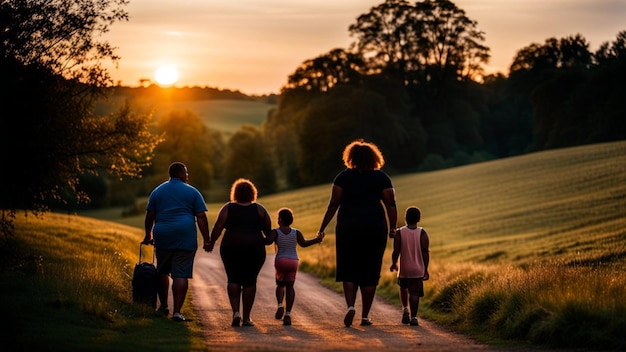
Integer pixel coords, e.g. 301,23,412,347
95,96,274,136
3,140,625,350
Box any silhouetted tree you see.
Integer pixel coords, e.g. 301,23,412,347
223,125,276,195
284,48,364,93
0,0,161,235
349,0,489,85
151,109,221,193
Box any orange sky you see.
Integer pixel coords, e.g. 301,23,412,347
103,0,626,95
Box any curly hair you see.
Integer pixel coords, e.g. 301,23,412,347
342,139,385,171
230,178,258,203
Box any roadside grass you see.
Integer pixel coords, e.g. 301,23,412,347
7,140,626,350
1,214,207,351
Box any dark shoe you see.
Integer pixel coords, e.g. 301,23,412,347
402,310,410,324
242,319,255,326
275,306,285,319
231,313,241,327
344,308,356,327
283,315,291,326
360,318,373,326
157,306,170,316
171,313,186,322
410,317,419,326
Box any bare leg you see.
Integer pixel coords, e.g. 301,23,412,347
227,283,242,314
400,287,409,308
241,285,257,322
285,282,295,312
276,285,285,305
360,285,376,319
171,277,188,315
158,274,170,309
343,281,358,308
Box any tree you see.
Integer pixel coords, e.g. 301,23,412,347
510,34,592,73
349,0,489,85
283,48,364,93
0,0,161,235
223,125,277,195
151,109,221,193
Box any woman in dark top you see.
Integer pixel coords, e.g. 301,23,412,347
317,139,397,327
206,178,271,327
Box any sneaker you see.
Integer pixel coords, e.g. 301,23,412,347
275,306,285,320
157,306,170,316
242,319,255,326
171,312,186,322
402,310,410,324
410,317,419,326
283,314,292,326
360,318,373,326
231,312,241,327
344,308,356,327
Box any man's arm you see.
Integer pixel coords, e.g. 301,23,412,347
142,210,156,244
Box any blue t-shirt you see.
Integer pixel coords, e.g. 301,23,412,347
146,178,208,251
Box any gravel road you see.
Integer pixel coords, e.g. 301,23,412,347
190,248,531,352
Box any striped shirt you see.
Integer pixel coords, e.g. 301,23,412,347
274,228,299,260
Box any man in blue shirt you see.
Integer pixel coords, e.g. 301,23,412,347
142,162,211,322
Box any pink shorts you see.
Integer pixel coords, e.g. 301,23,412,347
274,257,299,283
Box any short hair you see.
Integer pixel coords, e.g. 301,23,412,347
277,207,294,226
342,139,385,170
230,178,258,203
405,206,421,224
168,162,187,179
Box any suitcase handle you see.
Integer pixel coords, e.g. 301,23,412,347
138,243,155,264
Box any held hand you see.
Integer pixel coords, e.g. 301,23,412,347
389,229,396,239
141,237,153,245
390,263,398,272
203,242,215,253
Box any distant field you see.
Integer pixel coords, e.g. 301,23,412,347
95,97,275,136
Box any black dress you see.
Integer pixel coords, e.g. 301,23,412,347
220,203,268,287
333,168,393,286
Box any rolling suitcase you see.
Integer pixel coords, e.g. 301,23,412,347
132,244,158,308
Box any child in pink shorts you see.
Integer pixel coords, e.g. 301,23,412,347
265,208,324,325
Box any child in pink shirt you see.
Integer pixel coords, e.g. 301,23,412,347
390,206,430,326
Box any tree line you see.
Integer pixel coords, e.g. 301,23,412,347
2,0,625,234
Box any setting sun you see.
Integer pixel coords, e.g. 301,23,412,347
154,65,179,86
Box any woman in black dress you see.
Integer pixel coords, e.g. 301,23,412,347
206,178,272,327
317,139,397,327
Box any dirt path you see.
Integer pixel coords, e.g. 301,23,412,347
190,249,525,352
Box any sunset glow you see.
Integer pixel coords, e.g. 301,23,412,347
103,1,626,95
154,65,179,86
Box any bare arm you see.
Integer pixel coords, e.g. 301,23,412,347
196,211,211,248
257,204,272,239
421,229,430,280
142,210,156,244
318,185,342,234
390,229,402,272
297,229,323,248
265,229,278,245
381,187,397,238
206,203,228,252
